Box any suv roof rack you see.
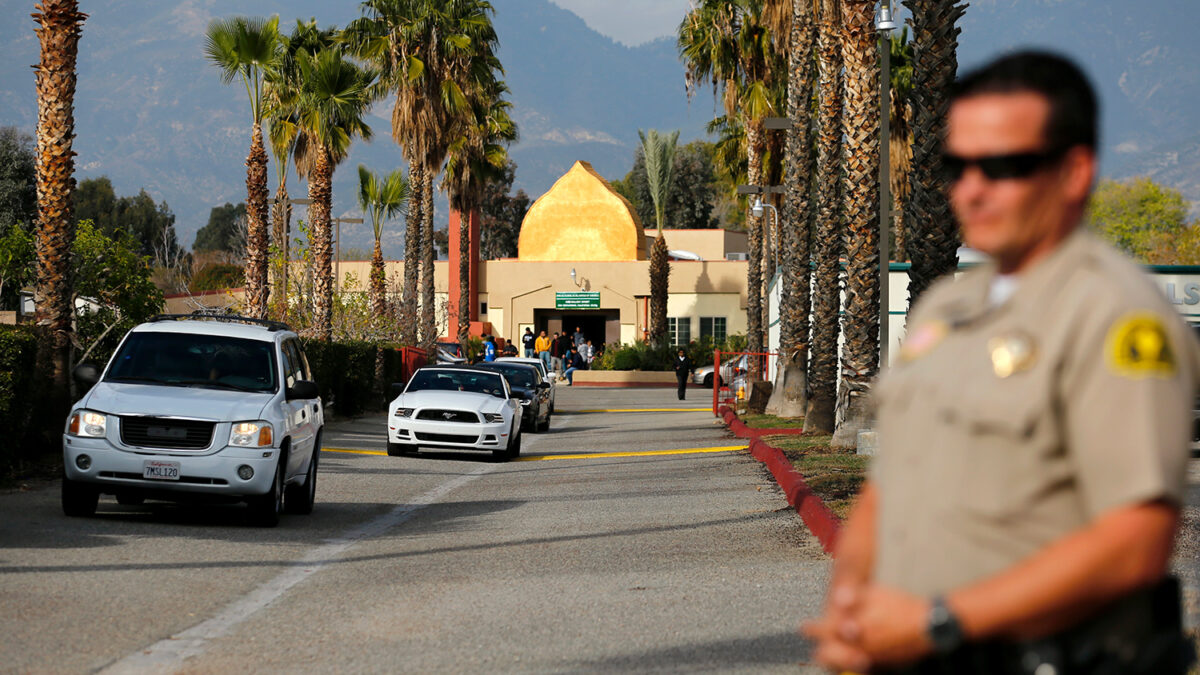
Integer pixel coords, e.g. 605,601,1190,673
148,311,291,332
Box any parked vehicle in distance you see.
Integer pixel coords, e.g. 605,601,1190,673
61,313,324,526
387,365,522,461
475,361,551,432
434,341,467,364
496,356,557,412
692,353,749,388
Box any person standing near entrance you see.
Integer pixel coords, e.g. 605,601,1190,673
522,327,536,358
549,331,564,376
804,51,1198,674
673,348,692,401
482,334,496,362
535,329,552,369
573,325,585,350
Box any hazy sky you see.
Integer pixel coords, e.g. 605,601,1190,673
548,0,692,46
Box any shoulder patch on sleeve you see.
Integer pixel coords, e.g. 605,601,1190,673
1105,313,1177,378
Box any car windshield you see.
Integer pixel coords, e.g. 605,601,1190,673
105,331,278,393
405,369,506,397
487,365,535,388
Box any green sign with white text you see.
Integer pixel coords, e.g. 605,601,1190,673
556,292,600,309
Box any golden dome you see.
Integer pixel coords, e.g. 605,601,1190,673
517,161,646,261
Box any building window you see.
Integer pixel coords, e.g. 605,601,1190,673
668,317,691,346
699,316,726,343
479,301,488,316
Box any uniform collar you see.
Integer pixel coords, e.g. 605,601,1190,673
943,227,1090,329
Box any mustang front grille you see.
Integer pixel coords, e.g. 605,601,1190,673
415,409,480,423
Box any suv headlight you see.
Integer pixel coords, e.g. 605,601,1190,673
230,421,273,447
483,412,504,423
393,407,414,418
67,410,107,438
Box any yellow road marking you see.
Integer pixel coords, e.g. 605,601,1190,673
560,408,711,413
322,445,747,461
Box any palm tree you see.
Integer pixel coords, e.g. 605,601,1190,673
680,0,780,379
357,165,410,322
204,16,283,319
831,0,881,448
904,0,966,307
293,44,375,341
888,28,913,262
346,0,500,350
774,0,817,417
639,128,680,345
32,0,86,399
444,78,518,344
803,0,843,434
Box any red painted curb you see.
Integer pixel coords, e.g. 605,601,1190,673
723,412,842,555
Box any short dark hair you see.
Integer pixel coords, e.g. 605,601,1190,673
952,50,1098,151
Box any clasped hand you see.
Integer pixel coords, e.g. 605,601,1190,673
801,583,935,673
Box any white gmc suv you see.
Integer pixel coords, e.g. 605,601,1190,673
61,314,323,526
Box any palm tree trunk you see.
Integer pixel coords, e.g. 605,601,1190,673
457,201,470,344
832,0,882,449
420,168,436,350
243,122,270,319
370,238,386,320
804,0,844,435
401,162,424,345
774,0,817,418
309,146,333,341
32,0,86,402
745,117,765,379
270,182,292,320
904,0,966,306
890,98,912,262
649,233,670,344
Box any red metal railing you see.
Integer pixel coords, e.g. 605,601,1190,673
711,350,778,415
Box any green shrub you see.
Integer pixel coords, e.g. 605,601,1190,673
302,339,413,417
0,326,39,473
190,263,244,292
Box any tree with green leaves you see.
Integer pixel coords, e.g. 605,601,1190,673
357,165,411,322
680,0,781,378
614,141,720,231
193,202,247,254
204,15,283,319
293,43,375,341
72,177,180,262
0,127,37,232
1087,177,1191,262
0,225,34,310
639,128,680,345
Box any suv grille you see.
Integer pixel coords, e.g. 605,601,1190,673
120,417,215,450
415,409,479,423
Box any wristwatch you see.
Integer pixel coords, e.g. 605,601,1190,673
926,596,965,654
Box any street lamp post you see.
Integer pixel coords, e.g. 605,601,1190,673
876,1,897,369
751,196,780,272
331,216,363,293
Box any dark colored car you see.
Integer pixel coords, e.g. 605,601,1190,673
476,361,552,433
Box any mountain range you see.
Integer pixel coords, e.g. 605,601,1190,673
0,0,1196,257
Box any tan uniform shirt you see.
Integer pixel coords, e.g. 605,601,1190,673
872,229,1198,596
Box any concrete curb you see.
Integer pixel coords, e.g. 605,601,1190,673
718,405,842,555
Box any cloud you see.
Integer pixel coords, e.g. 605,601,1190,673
168,0,216,38
547,0,690,47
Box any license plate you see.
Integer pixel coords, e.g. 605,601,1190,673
143,460,180,481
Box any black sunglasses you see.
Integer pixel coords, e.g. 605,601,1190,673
939,148,1067,182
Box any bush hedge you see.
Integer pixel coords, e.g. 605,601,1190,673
0,326,42,475
301,339,412,417
591,334,748,372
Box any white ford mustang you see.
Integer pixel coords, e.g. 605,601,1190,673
387,366,522,461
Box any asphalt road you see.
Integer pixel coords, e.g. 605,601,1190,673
0,387,832,674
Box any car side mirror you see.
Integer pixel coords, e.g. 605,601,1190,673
287,380,318,400
389,382,405,400
538,382,551,390
72,362,101,387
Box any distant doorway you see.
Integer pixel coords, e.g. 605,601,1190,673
534,309,619,351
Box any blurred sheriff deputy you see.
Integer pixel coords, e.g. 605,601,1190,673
805,51,1199,674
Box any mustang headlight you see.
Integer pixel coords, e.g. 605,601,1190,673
67,410,107,438
393,407,414,418
230,421,273,447
483,412,504,423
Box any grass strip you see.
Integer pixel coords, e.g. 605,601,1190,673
738,413,805,429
